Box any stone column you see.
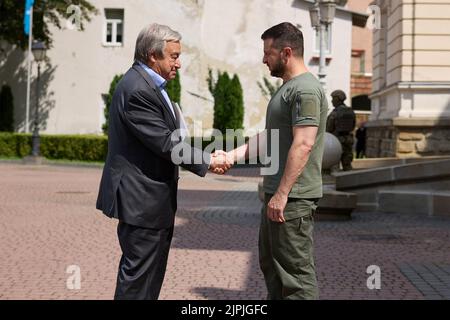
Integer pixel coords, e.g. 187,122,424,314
367,0,450,158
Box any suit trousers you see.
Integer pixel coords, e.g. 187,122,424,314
114,221,174,300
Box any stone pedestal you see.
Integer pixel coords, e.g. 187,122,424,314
322,132,342,170
315,189,357,221
366,118,450,158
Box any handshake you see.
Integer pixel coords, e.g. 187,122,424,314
208,150,234,175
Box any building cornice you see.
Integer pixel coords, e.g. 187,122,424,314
370,82,450,99
366,117,450,128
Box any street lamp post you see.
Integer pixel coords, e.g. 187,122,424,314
26,41,46,163
309,0,336,92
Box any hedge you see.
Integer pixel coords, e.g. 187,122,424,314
0,133,108,162
188,135,248,152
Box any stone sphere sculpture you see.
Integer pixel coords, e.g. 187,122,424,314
322,132,342,170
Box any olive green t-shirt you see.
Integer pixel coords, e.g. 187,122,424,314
262,72,328,198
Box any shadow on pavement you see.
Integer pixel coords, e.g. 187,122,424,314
172,189,266,299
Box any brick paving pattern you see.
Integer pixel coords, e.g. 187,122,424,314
398,263,450,299
0,163,449,300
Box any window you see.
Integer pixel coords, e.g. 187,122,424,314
314,26,332,54
352,50,366,74
104,9,124,46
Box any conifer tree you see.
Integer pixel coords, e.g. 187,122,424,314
102,74,123,135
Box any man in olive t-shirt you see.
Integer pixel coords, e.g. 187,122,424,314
263,72,327,201
221,22,327,300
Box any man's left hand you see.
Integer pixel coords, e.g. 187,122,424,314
267,192,288,223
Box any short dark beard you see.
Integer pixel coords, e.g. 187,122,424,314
270,58,286,78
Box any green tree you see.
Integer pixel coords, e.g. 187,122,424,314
166,70,181,104
228,75,244,130
0,85,14,132
208,69,228,134
207,69,244,134
103,74,123,135
0,0,97,50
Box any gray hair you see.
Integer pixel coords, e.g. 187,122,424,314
134,23,182,63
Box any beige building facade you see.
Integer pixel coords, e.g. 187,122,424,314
1,0,368,136
367,0,450,157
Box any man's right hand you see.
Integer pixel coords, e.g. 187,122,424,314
209,150,233,175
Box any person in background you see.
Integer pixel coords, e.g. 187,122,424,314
355,121,367,159
326,90,356,171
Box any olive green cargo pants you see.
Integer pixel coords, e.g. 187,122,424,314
338,134,354,171
259,193,319,300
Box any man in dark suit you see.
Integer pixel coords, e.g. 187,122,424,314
96,23,231,300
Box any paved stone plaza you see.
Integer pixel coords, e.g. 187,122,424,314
0,162,449,300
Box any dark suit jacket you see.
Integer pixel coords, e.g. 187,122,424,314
96,62,210,229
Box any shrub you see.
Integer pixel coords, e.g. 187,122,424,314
0,133,108,161
103,74,123,135
228,75,244,131
207,69,244,134
166,70,181,104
